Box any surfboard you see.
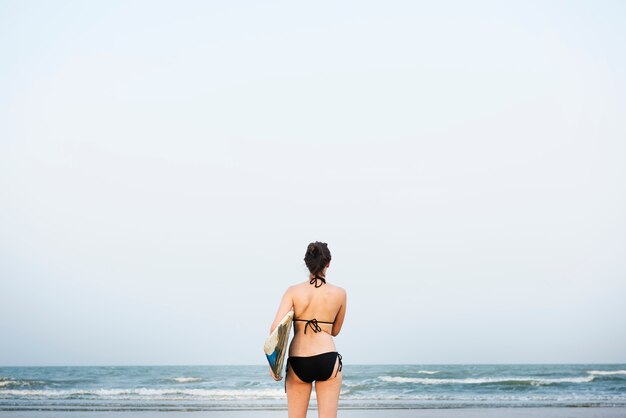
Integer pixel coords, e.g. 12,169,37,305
264,310,294,381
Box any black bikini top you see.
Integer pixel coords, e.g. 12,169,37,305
294,276,334,334
293,317,334,334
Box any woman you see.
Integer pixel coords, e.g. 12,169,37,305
269,241,347,418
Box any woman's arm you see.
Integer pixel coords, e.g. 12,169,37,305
269,287,294,334
331,288,347,337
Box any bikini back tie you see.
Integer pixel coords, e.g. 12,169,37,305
335,353,343,377
293,318,334,334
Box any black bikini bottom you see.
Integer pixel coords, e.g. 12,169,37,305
287,351,343,383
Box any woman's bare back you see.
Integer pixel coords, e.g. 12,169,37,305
270,279,346,357
290,280,346,356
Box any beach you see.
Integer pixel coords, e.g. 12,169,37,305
3,3,625,418
2,408,626,418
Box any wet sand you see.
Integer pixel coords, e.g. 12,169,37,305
1,408,626,418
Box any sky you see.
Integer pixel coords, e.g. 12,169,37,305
1,0,625,366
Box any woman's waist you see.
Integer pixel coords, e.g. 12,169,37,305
289,333,336,356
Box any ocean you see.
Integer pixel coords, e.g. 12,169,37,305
1,364,625,411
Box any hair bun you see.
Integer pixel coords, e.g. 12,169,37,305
304,241,331,280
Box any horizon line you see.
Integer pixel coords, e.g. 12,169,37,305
2,361,625,368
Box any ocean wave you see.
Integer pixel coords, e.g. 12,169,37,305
3,388,625,404
378,375,595,385
0,378,43,388
171,377,202,383
415,370,440,375
338,392,626,402
0,388,286,400
588,370,626,376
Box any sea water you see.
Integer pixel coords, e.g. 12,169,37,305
1,364,625,411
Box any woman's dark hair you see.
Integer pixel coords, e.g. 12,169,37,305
304,241,332,280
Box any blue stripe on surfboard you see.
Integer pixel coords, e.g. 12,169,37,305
266,350,278,366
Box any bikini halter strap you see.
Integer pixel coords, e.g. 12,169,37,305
309,276,326,288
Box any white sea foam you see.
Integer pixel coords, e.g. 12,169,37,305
415,370,440,375
0,388,286,400
588,370,626,376
378,375,595,385
171,377,202,383
0,379,41,387
339,392,626,402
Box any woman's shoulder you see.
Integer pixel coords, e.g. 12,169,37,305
327,282,347,296
287,280,346,296
285,281,307,294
